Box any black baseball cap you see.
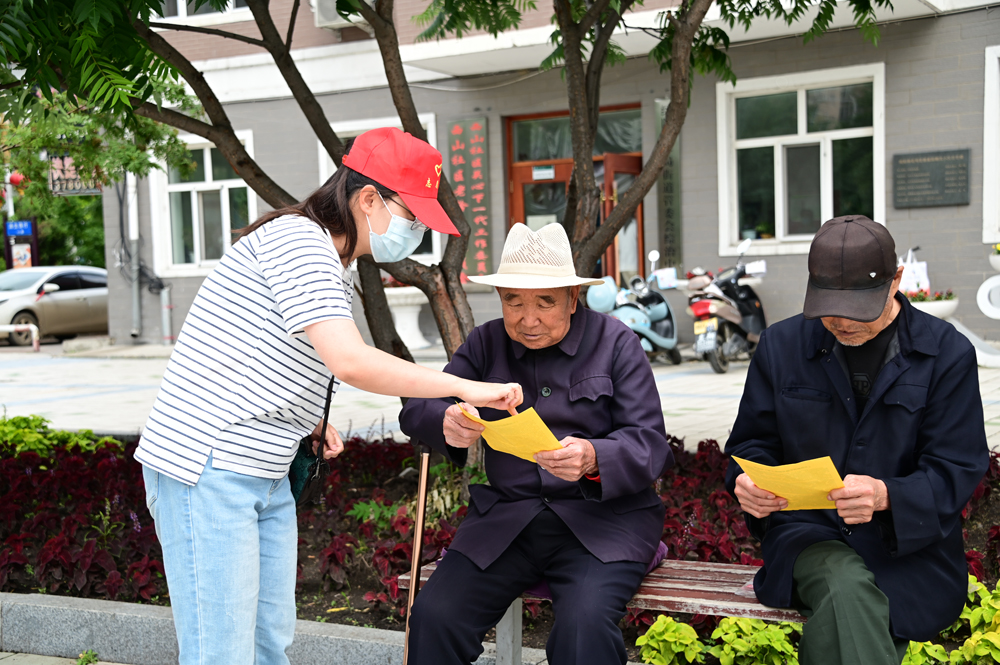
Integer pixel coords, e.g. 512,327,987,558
803,215,897,322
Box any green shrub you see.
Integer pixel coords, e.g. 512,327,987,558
0,413,120,457
636,615,707,664
708,617,801,665
901,641,949,665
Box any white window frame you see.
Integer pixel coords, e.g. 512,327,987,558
317,113,443,267
150,129,257,278
153,0,252,27
983,45,1000,244
716,63,886,257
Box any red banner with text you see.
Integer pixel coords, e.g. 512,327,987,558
448,117,491,282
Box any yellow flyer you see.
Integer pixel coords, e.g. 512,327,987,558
459,405,562,463
733,456,845,510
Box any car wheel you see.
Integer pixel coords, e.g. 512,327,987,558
9,311,38,347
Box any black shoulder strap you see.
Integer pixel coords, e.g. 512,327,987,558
320,375,336,439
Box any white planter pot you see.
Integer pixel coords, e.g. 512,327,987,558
910,298,959,319
989,254,1000,273
383,286,431,349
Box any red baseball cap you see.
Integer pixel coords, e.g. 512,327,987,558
342,127,459,236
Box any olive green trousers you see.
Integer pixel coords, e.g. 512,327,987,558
792,540,909,665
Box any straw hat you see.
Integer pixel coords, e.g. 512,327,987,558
468,223,604,289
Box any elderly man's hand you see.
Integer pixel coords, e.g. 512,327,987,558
443,403,485,449
828,474,890,524
534,436,597,482
734,473,787,518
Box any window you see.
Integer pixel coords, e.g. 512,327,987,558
150,130,257,278
318,114,441,266
716,64,885,256
984,46,1000,244
79,272,107,289
49,273,81,291
154,0,251,25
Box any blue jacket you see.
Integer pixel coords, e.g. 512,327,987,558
725,295,988,641
400,307,672,570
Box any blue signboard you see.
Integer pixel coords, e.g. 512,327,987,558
4,220,32,237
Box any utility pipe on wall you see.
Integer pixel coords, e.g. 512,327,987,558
126,173,141,339
160,286,174,345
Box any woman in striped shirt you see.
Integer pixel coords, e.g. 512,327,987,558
136,128,522,665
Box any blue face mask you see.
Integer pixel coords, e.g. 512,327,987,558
367,192,428,264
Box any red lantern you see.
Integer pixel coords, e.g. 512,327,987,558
8,173,24,187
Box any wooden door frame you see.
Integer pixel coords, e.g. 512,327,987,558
509,159,574,228
505,103,641,228
602,153,645,281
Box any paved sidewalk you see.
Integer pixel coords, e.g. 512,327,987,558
0,654,122,665
0,345,998,448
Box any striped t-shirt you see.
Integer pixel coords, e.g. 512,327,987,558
135,215,354,485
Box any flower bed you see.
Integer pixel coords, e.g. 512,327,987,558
3,415,1000,662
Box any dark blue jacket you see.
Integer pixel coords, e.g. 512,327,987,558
400,306,672,570
725,295,988,641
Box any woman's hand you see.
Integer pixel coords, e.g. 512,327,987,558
459,381,523,416
311,422,345,460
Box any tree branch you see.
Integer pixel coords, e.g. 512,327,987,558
585,0,634,134
244,0,347,166
148,21,266,48
555,0,600,247
133,20,234,131
356,0,391,33
130,22,297,208
357,257,415,364
578,0,715,274
361,0,475,345
579,0,614,33
286,0,301,49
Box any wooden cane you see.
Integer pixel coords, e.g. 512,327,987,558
403,444,431,665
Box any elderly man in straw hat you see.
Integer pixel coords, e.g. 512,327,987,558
400,223,673,665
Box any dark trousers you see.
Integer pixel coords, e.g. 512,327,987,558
793,540,909,665
407,508,647,665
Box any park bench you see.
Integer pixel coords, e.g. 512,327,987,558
399,557,806,665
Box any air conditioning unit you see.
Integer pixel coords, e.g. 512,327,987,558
314,0,373,30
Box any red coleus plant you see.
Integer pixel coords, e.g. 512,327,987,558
0,439,166,602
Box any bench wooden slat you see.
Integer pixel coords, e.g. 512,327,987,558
398,559,806,623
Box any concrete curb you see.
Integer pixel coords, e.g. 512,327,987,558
0,593,549,665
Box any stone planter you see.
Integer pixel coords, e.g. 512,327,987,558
910,298,959,319
383,286,431,349
989,254,1000,273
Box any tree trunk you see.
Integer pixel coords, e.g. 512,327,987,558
573,0,715,278
358,0,476,361
356,257,415,364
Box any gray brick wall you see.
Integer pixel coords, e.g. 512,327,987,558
680,8,1000,339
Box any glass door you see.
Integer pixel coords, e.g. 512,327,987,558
506,107,643,282
601,153,644,284
510,160,574,230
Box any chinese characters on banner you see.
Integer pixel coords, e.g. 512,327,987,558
447,118,491,282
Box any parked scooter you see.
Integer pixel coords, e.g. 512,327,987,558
586,250,682,365
685,238,767,374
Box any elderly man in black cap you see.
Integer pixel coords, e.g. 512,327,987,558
725,215,988,665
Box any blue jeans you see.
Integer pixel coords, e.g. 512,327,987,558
143,454,298,665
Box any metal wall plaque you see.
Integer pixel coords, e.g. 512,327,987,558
893,149,970,208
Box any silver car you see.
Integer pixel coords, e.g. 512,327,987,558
0,267,109,346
